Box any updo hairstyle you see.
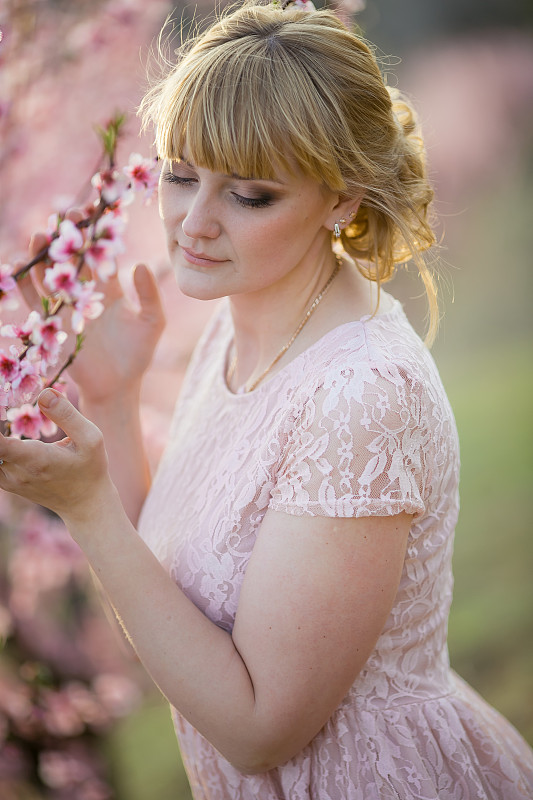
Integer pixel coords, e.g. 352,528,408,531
141,0,438,342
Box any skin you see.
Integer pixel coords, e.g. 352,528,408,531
0,158,412,774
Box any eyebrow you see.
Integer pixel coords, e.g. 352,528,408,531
178,156,286,185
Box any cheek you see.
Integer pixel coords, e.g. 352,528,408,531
249,213,294,251
158,184,171,224
158,183,182,225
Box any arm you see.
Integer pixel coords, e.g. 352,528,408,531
0,392,410,774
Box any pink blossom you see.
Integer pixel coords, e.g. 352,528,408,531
1,309,40,345
46,212,60,238
29,314,68,363
35,315,66,348
18,504,80,560
8,508,84,615
123,153,159,199
0,263,18,310
3,311,68,371
91,168,133,205
41,687,85,737
84,240,118,279
71,281,104,333
48,218,84,263
44,261,79,301
0,264,16,294
84,211,125,278
10,360,42,405
39,749,94,789
94,209,126,246
0,348,20,382
66,682,110,729
6,403,57,439
93,673,141,718
0,677,33,723
106,0,138,25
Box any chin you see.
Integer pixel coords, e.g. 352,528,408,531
174,267,229,302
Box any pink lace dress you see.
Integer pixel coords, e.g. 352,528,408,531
138,296,533,799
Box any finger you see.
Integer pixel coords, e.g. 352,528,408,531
99,270,124,304
29,231,49,262
133,263,165,323
17,259,49,301
38,389,102,452
65,208,84,225
0,430,44,467
16,264,43,311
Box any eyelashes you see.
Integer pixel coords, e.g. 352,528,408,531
162,171,273,209
231,193,273,209
162,171,192,186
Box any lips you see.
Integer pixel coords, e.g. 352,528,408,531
180,246,227,265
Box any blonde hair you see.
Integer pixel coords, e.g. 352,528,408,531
140,0,439,343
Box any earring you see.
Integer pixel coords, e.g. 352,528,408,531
339,218,347,225
334,222,341,238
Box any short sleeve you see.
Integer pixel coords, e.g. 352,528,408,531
269,361,428,518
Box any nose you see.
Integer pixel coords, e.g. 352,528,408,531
181,189,221,241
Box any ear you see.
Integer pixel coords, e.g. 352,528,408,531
324,194,363,235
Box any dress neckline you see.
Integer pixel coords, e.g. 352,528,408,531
220,293,403,398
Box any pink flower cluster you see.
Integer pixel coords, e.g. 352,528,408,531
8,508,85,617
0,501,144,798
0,151,159,439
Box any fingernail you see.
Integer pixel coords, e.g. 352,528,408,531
39,388,61,408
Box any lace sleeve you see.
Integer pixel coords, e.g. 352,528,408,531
269,360,428,519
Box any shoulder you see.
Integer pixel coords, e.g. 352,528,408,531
269,305,433,519
288,299,432,412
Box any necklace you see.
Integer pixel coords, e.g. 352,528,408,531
227,255,342,393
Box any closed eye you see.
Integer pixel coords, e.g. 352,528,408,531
231,193,273,209
163,170,273,209
162,171,195,186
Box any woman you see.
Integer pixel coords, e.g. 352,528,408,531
1,2,532,797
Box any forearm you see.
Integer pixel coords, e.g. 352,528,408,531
78,385,150,525
63,489,264,771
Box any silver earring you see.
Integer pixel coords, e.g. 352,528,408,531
334,222,341,238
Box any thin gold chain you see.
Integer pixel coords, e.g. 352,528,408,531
227,255,342,393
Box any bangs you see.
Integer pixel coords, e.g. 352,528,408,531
146,26,347,190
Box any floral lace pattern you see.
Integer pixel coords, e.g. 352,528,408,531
139,297,533,799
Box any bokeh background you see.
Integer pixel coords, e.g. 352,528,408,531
1,0,532,797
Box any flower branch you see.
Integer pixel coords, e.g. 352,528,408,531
0,114,160,439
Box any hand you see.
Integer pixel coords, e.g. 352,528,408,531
0,388,116,525
17,212,166,404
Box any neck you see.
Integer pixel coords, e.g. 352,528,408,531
228,244,339,391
